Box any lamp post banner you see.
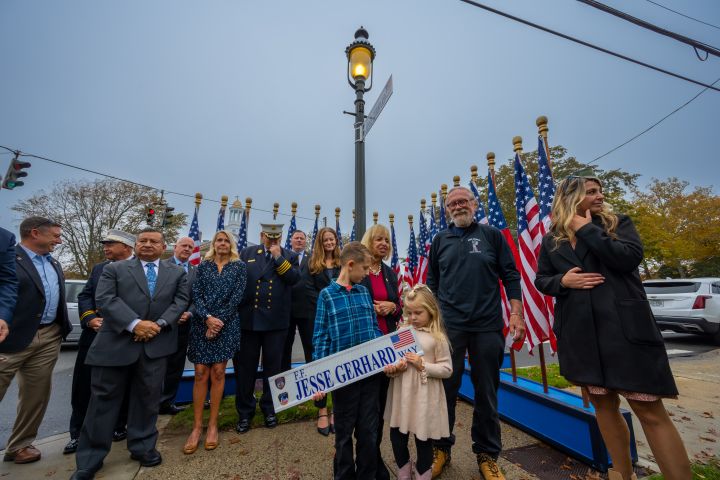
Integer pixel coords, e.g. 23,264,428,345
269,327,423,412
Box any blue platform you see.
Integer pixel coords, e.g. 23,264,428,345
176,354,636,472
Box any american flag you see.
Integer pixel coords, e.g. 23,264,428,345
429,201,438,242
309,213,319,255
391,329,415,350
414,209,431,285
537,136,555,235
237,208,248,250
188,208,201,266
349,222,356,242
390,220,402,295
403,222,418,288
514,154,556,353
283,213,297,250
336,216,343,250
487,169,523,350
438,190,448,231
469,181,489,225
536,135,557,338
216,204,226,232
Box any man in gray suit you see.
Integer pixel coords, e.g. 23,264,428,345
71,228,189,480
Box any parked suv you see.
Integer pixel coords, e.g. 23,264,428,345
63,279,87,345
643,277,720,344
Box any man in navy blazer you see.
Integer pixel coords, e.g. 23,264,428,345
0,226,18,343
0,217,71,465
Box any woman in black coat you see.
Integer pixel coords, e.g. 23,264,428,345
535,176,690,480
361,224,403,480
305,226,342,436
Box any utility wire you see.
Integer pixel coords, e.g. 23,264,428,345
588,75,720,165
457,0,720,92
577,0,720,58
644,0,720,32
0,144,316,221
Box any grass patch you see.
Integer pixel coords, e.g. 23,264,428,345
645,458,720,479
502,363,573,389
166,394,333,432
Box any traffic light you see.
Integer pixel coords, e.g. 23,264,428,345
146,206,156,225
2,155,31,190
162,205,175,227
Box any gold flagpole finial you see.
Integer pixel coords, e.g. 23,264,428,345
335,207,341,221
373,211,379,225
453,175,460,187
389,213,395,225
431,192,437,209
194,193,203,208
291,202,297,215
220,195,228,208
273,202,279,220
487,152,496,172
314,205,321,218
536,115,549,139
440,184,448,201
513,136,523,156
408,214,414,227
470,165,478,185
420,198,426,213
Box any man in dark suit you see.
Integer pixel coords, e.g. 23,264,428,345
159,236,197,415
0,217,71,465
282,229,311,371
233,223,300,433
0,226,18,343
64,229,135,455
72,228,188,480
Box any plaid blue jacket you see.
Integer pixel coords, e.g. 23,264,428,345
312,281,382,360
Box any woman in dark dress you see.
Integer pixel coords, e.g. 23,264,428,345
535,176,690,480
183,230,247,454
361,224,402,480
305,227,342,436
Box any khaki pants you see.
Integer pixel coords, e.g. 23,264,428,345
0,323,62,453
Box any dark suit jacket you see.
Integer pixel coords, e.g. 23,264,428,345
77,260,110,348
85,257,189,366
239,245,300,331
0,245,72,353
0,227,18,325
360,262,403,333
535,214,677,396
164,257,197,315
290,252,310,319
304,265,341,321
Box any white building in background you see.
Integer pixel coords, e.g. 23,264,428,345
226,197,244,242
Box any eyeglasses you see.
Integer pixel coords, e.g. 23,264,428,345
446,198,472,209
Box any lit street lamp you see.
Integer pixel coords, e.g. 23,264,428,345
346,26,375,240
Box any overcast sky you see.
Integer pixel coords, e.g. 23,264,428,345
1,0,718,251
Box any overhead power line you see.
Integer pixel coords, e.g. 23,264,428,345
457,0,720,92
577,0,720,59
644,0,720,32
588,75,720,164
0,144,315,221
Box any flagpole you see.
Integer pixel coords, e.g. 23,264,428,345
452,175,460,188
389,213,401,291
536,115,552,172
430,192,437,226
244,196,252,228
514,136,549,394
373,211,378,225
273,202,279,220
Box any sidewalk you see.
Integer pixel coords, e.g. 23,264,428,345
2,350,716,479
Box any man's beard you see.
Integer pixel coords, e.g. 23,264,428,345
452,211,473,227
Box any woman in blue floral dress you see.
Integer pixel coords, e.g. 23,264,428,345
183,230,246,454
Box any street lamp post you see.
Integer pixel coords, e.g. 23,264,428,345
346,26,375,241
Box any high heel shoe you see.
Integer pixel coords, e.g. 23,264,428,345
183,436,200,455
204,432,219,451
317,413,330,436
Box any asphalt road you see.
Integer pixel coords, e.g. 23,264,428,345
1,330,717,450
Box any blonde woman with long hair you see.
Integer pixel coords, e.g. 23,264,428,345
183,230,246,454
535,176,690,480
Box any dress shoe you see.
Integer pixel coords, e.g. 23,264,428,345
63,438,79,455
69,469,95,480
112,428,127,442
264,414,278,428
159,403,185,415
430,447,450,479
235,418,251,434
183,440,199,455
477,453,504,480
3,445,41,464
130,448,162,467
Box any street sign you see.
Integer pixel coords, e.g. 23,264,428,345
363,75,393,139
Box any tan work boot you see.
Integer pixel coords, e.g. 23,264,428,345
607,468,638,480
430,447,451,479
477,453,505,480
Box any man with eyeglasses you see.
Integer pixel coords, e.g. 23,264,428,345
427,187,524,480
0,217,72,465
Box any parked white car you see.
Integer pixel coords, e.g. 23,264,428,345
63,279,87,345
643,277,720,345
